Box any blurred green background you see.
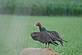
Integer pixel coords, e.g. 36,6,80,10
0,15,82,55
0,0,82,55
0,0,82,15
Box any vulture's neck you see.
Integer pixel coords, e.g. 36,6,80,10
38,26,47,32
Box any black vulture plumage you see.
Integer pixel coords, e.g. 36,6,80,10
35,22,67,46
31,32,59,47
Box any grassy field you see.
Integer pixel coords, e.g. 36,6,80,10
0,15,82,55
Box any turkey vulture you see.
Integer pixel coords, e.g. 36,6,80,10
35,22,67,46
31,31,59,47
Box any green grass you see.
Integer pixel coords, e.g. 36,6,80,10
0,15,82,55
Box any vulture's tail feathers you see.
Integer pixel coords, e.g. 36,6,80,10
62,39,68,42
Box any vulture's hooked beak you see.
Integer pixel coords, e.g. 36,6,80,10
34,24,36,27
34,24,39,29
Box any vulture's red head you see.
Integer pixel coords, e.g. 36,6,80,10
35,22,42,27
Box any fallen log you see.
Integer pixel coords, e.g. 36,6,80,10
20,48,59,55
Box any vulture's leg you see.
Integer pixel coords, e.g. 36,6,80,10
44,43,47,48
45,43,49,48
46,43,50,48
43,43,46,48
47,43,50,48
